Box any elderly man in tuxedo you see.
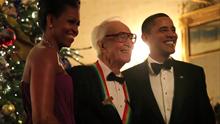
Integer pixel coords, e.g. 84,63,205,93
123,13,216,124
69,18,136,124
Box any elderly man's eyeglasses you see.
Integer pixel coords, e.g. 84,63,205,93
105,32,137,43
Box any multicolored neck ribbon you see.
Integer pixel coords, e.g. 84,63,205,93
92,62,132,124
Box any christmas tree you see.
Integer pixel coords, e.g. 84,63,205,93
0,0,41,123
0,45,25,124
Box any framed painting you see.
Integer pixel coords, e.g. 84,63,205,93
189,19,220,56
180,3,220,61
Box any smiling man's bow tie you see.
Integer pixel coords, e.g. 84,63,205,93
107,72,125,84
151,59,172,75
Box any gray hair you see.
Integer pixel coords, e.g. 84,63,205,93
91,17,123,57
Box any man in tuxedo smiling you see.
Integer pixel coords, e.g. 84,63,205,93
123,13,215,124
69,18,137,124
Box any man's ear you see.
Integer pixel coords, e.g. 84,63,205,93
141,33,149,45
98,40,104,49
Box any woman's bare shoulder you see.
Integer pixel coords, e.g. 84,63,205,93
28,46,58,66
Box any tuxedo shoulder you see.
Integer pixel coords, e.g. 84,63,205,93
174,60,203,70
69,64,94,76
123,62,146,74
71,64,93,70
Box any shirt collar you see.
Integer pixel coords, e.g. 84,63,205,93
147,56,158,74
148,56,162,64
98,59,122,79
147,56,173,75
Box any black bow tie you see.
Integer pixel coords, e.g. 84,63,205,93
107,72,125,84
151,59,173,75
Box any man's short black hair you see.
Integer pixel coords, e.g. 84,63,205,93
141,13,169,33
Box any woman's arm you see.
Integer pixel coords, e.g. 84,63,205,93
30,48,60,124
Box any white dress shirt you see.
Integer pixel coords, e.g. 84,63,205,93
147,56,174,124
98,60,125,119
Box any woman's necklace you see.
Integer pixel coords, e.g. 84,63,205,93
42,38,57,49
57,53,65,69
41,37,66,70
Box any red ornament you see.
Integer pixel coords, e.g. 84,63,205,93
0,28,16,47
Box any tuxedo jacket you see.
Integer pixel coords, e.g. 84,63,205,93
69,64,134,124
122,59,215,124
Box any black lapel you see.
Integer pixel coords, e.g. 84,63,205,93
138,61,164,121
169,60,188,123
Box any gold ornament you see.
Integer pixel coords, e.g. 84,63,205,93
0,0,5,6
22,0,30,5
2,104,10,115
22,0,35,5
1,103,15,115
8,103,15,112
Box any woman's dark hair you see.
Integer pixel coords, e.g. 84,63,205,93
38,0,80,31
141,13,169,33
